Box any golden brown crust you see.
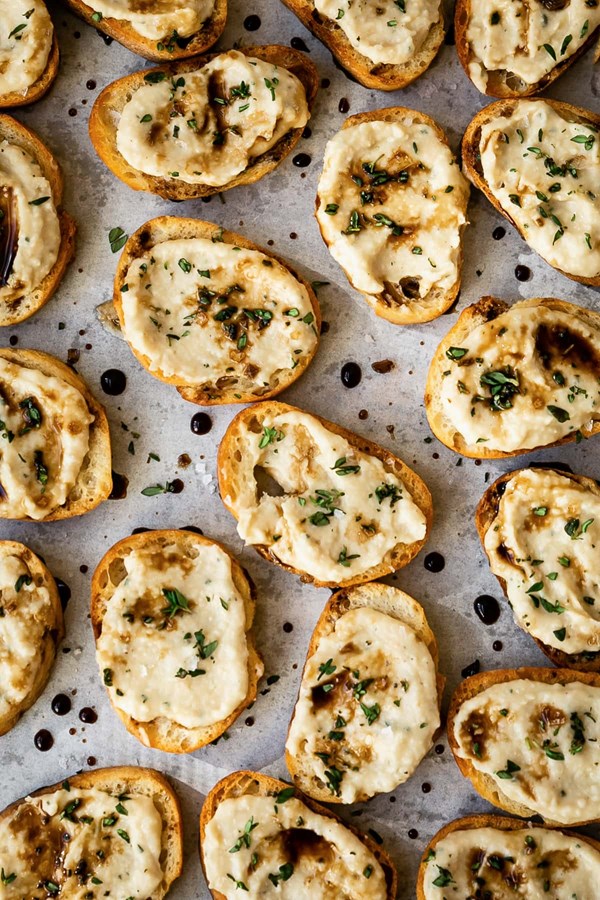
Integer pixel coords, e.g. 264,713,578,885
462,99,600,286
88,46,319,200
0,31,59,108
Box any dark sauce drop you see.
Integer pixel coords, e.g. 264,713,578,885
87,756,97,766
68,108,77,117
109,472,129,500
462,659,481,678
132,526,151,535
341,362,361,388
434,744,445,755
291,37,309,52
51,693,72,716
9,335,17,346
302,126,312,139
421,782,432,794
515,265,531,282
100,369,126,396
245,716,254,726
283,622,294,633
408,829,419,839
338,98,350,114
79,707,98,724
493,640,503,652
474,594,500,625
34,729,54,751
0,187,18,287
86,79,96,90
243,14,261,30
293,153,311,168
56,579,71,611
191,412,212,435
181,525,203,535
97,30,113,45
424,552,445,573
492,226,506,240
169,478,184,494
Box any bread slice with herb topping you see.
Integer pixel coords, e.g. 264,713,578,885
0,1,59,108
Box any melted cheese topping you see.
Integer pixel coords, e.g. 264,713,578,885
120,237,317,388
0,785,163,898
466,0,600,93
0,141,60,303
479,100,600,279
86,0,215,40
316,120,469,312
453,679,600,824
423,825,600,899
226,409,427,583
485,468,600,655
286,606,439,802
0,0,52,96
203,793,386,898
439,303,600,452
0,358,93,520
314,0,441,65
96,541,249,730
116,51,309,187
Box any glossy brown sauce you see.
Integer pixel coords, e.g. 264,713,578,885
0,186,18,288
535,323,599,372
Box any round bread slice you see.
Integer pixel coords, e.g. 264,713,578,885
0,26,59,108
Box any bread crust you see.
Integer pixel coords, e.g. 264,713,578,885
315,106,468,325
91,529,263,753
0,31,59,108
424,295,600,458
88,46,319,201
0,348,112,520
113,216,321,404
280,0,444,90
217,400,433,588
447,666,600,825
199,770,398,899
462,98,600,286
0,114,76,325
285,582,445,802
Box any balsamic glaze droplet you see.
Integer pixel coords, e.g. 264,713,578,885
51,693,72,716
98,30,113,45
341,362,361,388
290,37,309,52
169,478,184,494
191,412,212,435
434,744,445,755
34,729,54,751
338,97,350,114
109,472,129,500
462,659,481,678
79,707,98,724
283,622,294,633
100,369,126,396
493,640,503,652
421,782,432,794
474,594,500,625
408,828,419,839
492,226,506,241
243,14,261,30
424,551,445,573
302,125,312,139
515,265,531,282
86,79,96,90
55,579,71,610
245,716,254,726
293,153,311,168
87,756,97,766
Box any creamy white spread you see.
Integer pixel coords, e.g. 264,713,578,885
466,0,600,93
227,408,427,583
423,825,600,898
203,792,386,898
316,119,468,317
314,0,441,65
479,100,600,279
485,468,600,655
120,237,317,390
85,0,215,41
96,541,249,730
116,51,309,187
286,606,439,802
439,303,600,452
0,784,164,897
0,141,60,303
0,357,93,520
453,678,600,824
0,0,53,96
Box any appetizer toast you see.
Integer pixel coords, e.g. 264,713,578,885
0,0,58,108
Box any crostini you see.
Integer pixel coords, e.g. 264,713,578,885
62,0,227,61
0,348,112,520
217,401,432,588
425,296,600,458
0,766,183,897
448,667,600,825
280,0,444,91
0,0,58,107
92,529,263,753
286,582,444,803
462,98,600,285
477,467,600,670
0,115,76,325
200,770,397,898
89,47,318,200
114,217,320,404
315,108,469,325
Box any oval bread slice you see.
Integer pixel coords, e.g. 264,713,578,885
0,3,59,108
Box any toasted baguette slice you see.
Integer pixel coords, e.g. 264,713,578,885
447,667,600,826
0,348,112,520
200,770,398,898
0,115,76,325
114,216,321,404
425,296,600,458
0,766,183,898
476,467,600,671
417,813,600,899
280,0,444,90
0,27,59,108
89,47,318,201
286,582,444,803
91,529,263,753
218,401,433,588
0,540,64,735
62,0,226,61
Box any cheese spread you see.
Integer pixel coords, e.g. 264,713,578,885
96,540,249,730
423,824,600,899
484,468,600,655
203,791,386,898
226,408,428,583
314,0,441,66
466,0,600,94
0,0,53,97
0,784,164,898
286,605,439,802
84,0,215,41
316,119,469,318
120,237,317,390
116,51,310,187
452,678,600,824
0,357,93,520
438,303,600,452
478,100,600,279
